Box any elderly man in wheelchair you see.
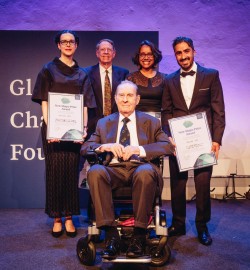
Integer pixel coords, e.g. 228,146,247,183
77,81,174,266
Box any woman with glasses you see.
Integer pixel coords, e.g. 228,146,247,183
126,40,166,119
32,30,96,238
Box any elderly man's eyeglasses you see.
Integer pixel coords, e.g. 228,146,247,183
139,53,154,59
60,40,76,46
99,48,113,53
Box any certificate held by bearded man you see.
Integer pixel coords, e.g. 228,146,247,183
169,112,217,172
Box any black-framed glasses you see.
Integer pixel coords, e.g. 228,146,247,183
139,53,154,59
60,40,76,46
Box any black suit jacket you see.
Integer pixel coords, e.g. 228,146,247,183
81,111,174,192
162,63,225,145
84,64,129,135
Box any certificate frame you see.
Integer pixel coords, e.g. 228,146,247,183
47,92,84,141
169,112,217,172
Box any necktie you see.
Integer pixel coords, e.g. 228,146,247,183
104,70,112,116
180,70,196,77
119,117,130,147
119,118,140,162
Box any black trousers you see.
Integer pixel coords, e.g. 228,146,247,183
87,162,158,229
169,156,213,233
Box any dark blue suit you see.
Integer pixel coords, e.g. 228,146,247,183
84,64,129,135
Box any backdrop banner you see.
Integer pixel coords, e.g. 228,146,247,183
0,30,158,208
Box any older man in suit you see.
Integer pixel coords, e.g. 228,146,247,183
162,36,225,246
81,80,173,260
84,39,129,136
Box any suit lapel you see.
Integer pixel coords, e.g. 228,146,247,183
189,64,205,109
92,64,103,110
173,71,189,110
112,66,119,92
136,111,149,145
106,113,119,143
111,66,119,109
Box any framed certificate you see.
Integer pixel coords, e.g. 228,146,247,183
169,112,217,172
47,92,84,141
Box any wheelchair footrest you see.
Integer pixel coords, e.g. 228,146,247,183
102,255,151,263
118,215,153,226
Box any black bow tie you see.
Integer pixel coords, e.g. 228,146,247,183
180,70,196,77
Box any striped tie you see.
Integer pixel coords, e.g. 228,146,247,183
104,70,112,116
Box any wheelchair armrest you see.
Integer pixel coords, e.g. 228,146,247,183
151,156,164,173
150,158,161,167
85,150,104,165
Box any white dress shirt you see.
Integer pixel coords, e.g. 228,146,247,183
180,62,197,108
96,111,146,164
116,111,146,157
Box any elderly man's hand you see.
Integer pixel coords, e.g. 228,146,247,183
122,146,140,161
99,143,125,158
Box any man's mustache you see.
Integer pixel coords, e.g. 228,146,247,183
180,58,190,62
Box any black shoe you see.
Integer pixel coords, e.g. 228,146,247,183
168,225,186,237
126,237,145,258
66,228,77,238
52,219,63,238
65,217,77,238
198,230,212,246
52,229,63,238
102,237,120,260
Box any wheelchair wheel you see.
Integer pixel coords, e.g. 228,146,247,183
90,234,102,243
149,238,171,267
76,236,96,266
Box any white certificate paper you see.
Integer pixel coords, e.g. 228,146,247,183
47,93,84,141
169,112,217,172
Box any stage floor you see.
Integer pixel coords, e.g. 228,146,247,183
0,200,250,270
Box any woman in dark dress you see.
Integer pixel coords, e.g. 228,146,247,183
127,40,166,119
32,30,96,238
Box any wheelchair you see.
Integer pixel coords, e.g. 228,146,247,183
76,151,171,266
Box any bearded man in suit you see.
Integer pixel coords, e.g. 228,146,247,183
81,80,174,260
84,39,129,136
162,36,225,246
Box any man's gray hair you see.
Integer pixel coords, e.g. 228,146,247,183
96,39,115,51
116,80,139,95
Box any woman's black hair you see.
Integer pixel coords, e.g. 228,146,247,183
54,30,79,46
132,40,162,69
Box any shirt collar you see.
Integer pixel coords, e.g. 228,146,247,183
119,111,136,123
99,64,112,74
